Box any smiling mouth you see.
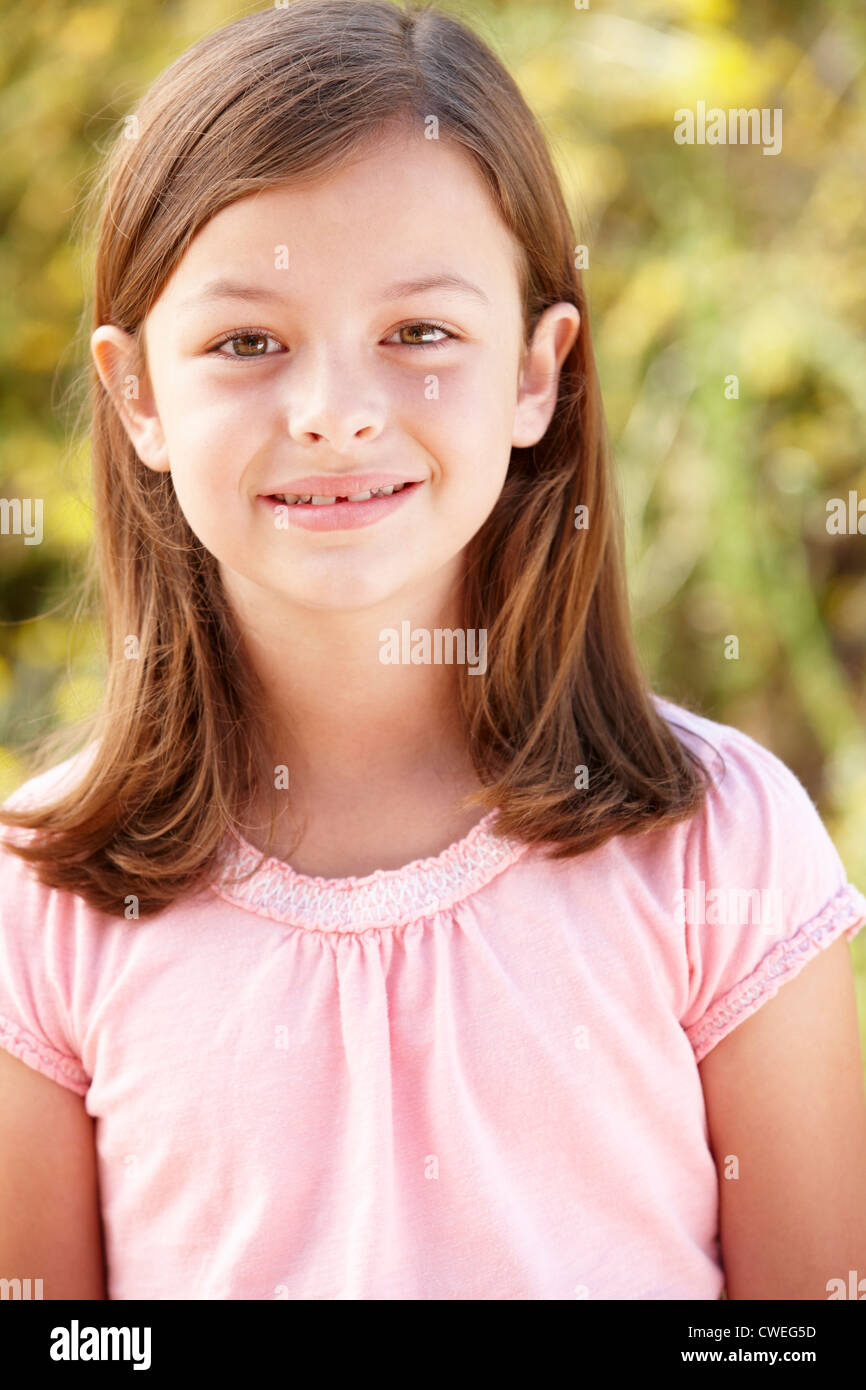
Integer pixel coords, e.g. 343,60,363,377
268,481,419,506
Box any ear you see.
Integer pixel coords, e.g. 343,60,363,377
511,302,581,449
89,325,170,473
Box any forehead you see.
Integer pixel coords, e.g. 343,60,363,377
158,131,523,308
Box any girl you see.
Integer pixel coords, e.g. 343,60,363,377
1,0,865,1301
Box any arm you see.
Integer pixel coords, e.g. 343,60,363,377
698,934,866,1299
0,1047,107,1299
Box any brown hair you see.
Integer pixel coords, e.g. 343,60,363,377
0,0,715,918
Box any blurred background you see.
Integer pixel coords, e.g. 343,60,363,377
0,0,864,1049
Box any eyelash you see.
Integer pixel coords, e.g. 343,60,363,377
207,320,459,360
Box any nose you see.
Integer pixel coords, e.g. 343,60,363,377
284,344,386,450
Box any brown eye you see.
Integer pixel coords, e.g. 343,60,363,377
231,334,268,356
209,330,283,359
389,321,454,348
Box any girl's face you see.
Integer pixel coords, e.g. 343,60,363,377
94,127,578,613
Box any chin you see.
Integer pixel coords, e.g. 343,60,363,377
287,570,409,613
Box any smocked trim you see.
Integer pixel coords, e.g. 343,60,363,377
0,1012,89,1096
209,809,531,932
687,881,866,1063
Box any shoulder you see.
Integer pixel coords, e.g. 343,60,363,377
2,740,100,818
652,694,850,897
0,741,101,901
651,696,866,1061
1,741,101,856
0,746,103,1095
653,692,861,936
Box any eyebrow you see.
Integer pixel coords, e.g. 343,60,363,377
179,272,490,311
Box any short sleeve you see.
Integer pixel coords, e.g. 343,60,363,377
0,765,92,1096
677,723,866,1063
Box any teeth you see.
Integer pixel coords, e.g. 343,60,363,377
273,481,412,505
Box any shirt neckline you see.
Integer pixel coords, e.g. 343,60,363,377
209,808,530,933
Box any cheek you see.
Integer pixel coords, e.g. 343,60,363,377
156,381,256,510
424,370,513,508
155,353,270,444
168,470,233,558
432,441,510,549
440,346,517,441
161,424,247,558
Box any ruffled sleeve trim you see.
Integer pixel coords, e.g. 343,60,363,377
686,881,866,1063
0,1011,89,1096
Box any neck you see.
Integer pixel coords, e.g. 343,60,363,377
222,560,481,818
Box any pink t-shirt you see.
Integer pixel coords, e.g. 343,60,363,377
1,696,864,1300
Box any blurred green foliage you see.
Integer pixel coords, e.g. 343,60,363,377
0,0,865,1046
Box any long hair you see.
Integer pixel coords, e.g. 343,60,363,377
0,0,715,918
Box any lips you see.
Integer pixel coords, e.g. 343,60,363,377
270,481,415,506
262,473,425,500
260,480,421,531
